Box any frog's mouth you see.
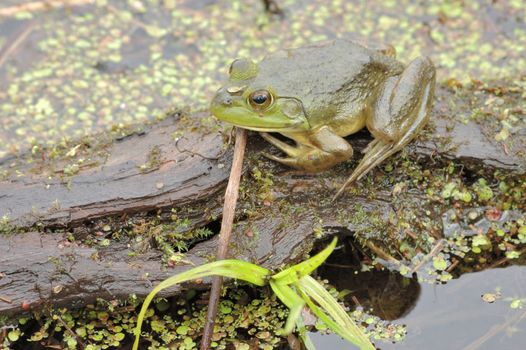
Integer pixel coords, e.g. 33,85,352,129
211,105,308,132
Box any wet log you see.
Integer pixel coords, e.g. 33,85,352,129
0,206,335,316
0,115,232,229
0,87,524,317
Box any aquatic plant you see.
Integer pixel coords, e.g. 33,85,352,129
132,237,374,350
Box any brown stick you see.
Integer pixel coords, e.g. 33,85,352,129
0,23,35,69
56,314,86,349
200,128,247,350
410,239,444,274
462,309,526,350
487,245,526,270
0,0,94,17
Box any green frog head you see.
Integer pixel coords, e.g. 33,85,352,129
210,58,310,132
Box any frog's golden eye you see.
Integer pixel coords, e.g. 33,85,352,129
248,90,273,110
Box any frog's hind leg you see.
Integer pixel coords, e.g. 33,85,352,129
333,56,435,201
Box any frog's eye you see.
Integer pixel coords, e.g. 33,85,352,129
248,90,273,110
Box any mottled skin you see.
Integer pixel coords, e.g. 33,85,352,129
211,39,436,199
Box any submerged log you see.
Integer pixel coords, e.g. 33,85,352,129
0,86,524,317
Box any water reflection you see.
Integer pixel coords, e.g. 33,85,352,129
319,264,420,321
314,263,526,350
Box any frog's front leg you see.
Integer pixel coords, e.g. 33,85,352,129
334,56,436,200
261,126,354,172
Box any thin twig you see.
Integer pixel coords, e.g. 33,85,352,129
0,0,93,17
410,239,444,274
488,245,526,270
0,23,35,69
0,296,12,304
462,309,526,350
56,314,86,349
366,241,400,265
351,295,362,307
200,128,247,350
445,257,460,273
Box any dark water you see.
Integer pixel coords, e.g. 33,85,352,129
314,265,526,350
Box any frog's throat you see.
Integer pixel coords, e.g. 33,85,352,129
236,124,307,133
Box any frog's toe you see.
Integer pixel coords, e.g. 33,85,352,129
361,138,379,154
262,152,299,168
333,140,393,200
260,132,299,157
334,94,431,202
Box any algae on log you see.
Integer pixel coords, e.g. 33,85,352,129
0,86,524,317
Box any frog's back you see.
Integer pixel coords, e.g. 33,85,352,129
255,39,401,129
258,40,374,89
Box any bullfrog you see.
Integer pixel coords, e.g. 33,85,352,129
211,39,435,199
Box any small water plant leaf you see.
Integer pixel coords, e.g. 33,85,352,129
269,279,305,335
298,284,357,345
132,237,374,350
295,317,318,350
132,260,271,350
510,298,523,309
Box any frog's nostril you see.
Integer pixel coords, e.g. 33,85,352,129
223,96,232,105
215,89,234,106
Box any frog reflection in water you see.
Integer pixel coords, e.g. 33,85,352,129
211,39,435,200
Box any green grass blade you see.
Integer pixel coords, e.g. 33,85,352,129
299,276,375,350
299,276,355,328
132,260,270,350
299,287,362,348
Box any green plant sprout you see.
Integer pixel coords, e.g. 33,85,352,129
132,237,375,350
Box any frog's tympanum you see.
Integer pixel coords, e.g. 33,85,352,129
211,39,435,199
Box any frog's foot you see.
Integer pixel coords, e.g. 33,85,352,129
361,138,379,154
262,149,351,172
333,56,436,201
260,132,306,168
261,126,354,172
